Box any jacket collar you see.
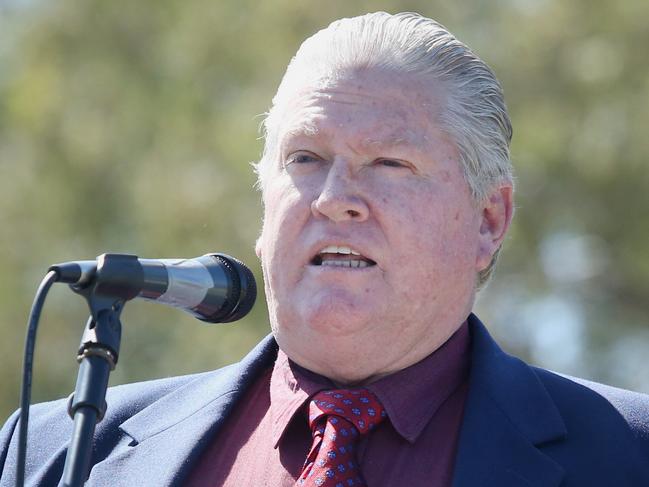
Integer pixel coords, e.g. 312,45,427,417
452,314,567,487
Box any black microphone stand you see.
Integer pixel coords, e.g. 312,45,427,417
59,254,142,487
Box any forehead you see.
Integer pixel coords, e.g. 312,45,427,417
276,69,446,151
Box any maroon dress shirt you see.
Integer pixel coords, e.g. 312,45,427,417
185,323,470,487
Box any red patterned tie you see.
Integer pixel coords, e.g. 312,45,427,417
296,389,386,487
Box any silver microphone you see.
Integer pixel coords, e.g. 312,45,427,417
49,253,257,323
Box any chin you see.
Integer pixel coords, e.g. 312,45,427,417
297,294,374,338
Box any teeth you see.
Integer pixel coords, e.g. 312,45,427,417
319,245,361,256
321,260,369,268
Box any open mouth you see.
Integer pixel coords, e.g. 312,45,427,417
310,245,377,268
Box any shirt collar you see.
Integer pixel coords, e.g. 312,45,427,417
366,322,471,443
269,349,332,448
269,321,471,447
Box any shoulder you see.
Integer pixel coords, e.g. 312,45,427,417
0,334,277,487
104,367,234,416
6,332,277,436
465,314,649,484
27,367,233,430
0,369,226,462
469,313,649,443
533,367,649,444
0,371,204,486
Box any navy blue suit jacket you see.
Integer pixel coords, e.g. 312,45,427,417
2,315,649,486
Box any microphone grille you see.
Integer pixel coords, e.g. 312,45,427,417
209,253,257,323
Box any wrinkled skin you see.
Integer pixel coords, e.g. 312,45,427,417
256,68,513,385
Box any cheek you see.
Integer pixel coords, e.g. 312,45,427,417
262,182,303,235
379,186,443,243
381,188,479,271
260,185,308,271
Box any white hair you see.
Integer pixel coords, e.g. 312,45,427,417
254,12,513,287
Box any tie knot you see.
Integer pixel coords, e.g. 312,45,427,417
308,389,386,435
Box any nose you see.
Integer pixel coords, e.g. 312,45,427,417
311,158,369,222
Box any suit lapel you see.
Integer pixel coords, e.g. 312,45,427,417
85,335,278,487
452,316,567,487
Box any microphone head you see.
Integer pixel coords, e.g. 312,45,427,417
50,252,257,324
198,253,257,323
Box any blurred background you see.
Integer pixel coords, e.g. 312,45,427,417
1,0,648,421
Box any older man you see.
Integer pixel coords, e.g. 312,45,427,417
1,12,648,487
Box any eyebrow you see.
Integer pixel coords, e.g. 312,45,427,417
280,125,429,154
282,123,321,141
360,134,425,150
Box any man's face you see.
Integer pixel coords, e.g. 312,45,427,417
257,68,504,384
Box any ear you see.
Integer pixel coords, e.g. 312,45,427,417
255,233,264,259
476,184,514,271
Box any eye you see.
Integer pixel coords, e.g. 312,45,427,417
286,151,320,165
375,158,407,168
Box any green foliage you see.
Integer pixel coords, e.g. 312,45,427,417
1,0,648,420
